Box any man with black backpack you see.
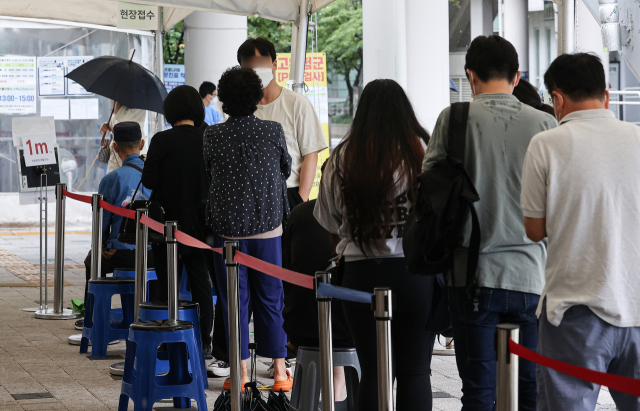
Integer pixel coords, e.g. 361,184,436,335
422,36,556,410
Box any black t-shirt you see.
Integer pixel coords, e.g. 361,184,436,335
282,200,352,343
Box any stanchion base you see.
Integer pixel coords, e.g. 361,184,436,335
34,308,80,320
67,334,120,346
23,307,41,312
109,361,125,376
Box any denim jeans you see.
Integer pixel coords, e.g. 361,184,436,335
450,287,539,411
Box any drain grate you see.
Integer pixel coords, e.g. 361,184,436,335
11,392,54,400
432,392,453,399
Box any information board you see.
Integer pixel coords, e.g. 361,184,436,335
65,56,93,96
37,57,65,96
0,56,36,114
275,53,329,200
164,64,185,93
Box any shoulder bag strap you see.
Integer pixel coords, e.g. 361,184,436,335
122,162,145,203
447,102,471,163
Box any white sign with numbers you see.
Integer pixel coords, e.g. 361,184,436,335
117,2,159,30
12,117,57,167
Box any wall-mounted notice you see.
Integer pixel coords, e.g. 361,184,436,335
0,56,36,114
37,57,65,96
65,56,93,96
40,99,69,120
70,98,99,120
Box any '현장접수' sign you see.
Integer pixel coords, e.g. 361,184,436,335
117,2,159,30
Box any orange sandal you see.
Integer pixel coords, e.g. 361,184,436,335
223,378,247,391
272,369,293,392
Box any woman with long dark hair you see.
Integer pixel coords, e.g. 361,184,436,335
314,79,436,410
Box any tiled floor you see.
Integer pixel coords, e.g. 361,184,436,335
0,231,619,410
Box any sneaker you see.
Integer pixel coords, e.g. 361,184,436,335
208,361,230,377
273,369,293,392
203,344,213,360
267,359,292,377
74,319,84,330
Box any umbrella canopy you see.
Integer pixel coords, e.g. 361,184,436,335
66,56,168,114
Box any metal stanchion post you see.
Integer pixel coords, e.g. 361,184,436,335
69,194,104,343
25,172,48,312
225,241,242,411
35,183,79,320
316,272,335,411
110,208,148,375
373,288,393,411
496,324,520,411
166,221,179,323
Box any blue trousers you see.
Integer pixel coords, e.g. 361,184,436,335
538,302,640,411
450,287,539,411
212,232,287,360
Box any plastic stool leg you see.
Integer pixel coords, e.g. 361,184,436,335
167,342,191,409
90,292,109,358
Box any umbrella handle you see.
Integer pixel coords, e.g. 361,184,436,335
100,106,115,148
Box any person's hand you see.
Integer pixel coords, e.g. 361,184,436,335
99,123,112,134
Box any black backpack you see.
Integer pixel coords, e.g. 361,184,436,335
403,102,481,297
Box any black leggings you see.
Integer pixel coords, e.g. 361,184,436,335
150,245,214,347
341,258,436,411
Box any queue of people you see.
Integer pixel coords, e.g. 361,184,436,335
80,33,640,411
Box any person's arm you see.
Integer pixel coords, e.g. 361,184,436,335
296,98,328,201
277,124,292,179
298,152,318,201
521,136,549,242
313,154,342,235
422,108,450,171
140,133,163,190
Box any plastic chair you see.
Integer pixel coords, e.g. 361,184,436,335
80,277,135,358
138,301,209,393
118,320,208,411
290,347,361,411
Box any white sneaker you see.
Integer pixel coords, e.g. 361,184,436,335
208,361,230,377
268,359,292,378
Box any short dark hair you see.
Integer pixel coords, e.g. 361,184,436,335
115,140,140,153
513,79,556,117
237,37,276,64
465,35,519,82
199,81,216,98
163,85,205,127
218,67,264,117
544,53,606,102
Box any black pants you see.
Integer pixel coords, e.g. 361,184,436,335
341,258,436,411
204,247,228,362
150,244,214,347
83,248,155,305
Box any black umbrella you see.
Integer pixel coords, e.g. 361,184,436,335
65,53,167,114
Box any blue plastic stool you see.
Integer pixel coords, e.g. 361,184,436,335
110,268,157,322
138,301,208,393
81,277,135,358
118,320,208,411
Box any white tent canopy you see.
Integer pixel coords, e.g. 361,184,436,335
3,0,336,30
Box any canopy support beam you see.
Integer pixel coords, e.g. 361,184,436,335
291,0,310,94
155,6,165,133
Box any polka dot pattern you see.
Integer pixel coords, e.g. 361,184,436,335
203,115,292,237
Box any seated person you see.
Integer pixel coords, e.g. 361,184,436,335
283,160,354,402
79,122,154,329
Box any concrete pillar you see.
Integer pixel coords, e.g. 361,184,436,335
183,12,247,89
470,0,494,40
576,0,609,86
503,0,529,79
363,0,449,132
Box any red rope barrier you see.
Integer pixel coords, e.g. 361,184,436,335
234,251,314,290
98,199,136,219
140,214,164,234
61,189,92,204
509,338,640,397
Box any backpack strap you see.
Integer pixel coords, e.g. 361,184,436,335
122,161,145,203
465,200,480,298
447,102,470,163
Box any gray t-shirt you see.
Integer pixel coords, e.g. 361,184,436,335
423,93,557,294
522,109,640,327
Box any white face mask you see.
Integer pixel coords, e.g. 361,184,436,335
254,67,274,89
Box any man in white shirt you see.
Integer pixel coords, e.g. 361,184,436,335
237,37,328,209
522,53,640,411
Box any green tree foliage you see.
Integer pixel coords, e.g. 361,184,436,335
164,21,185,64
247,17,293,53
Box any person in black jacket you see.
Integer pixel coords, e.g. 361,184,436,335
141,85,214,358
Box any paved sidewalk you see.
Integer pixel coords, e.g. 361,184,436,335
0,231,619,410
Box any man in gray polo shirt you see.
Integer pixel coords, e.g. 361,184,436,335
522,53,640,411
423,35,556,411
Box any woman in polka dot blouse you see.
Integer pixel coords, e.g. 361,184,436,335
204,66,293,392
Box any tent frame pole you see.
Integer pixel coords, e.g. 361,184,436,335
291,0,310,94
155,6,165,133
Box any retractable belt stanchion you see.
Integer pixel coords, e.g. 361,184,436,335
496,324,520,411
25,172,49,312
373,288,393,411
110,208,148,375
225,241,242,411
316,271,335,411
166,221,179,323
35,183,79,320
